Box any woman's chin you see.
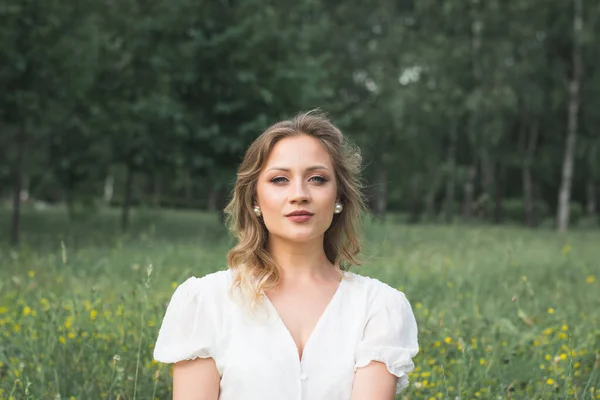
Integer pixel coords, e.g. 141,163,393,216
273,230,323,244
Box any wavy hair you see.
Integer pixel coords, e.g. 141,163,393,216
224,110,366,310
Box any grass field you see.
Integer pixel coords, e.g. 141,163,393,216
0,207,599,399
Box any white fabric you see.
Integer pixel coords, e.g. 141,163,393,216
153,269,419,400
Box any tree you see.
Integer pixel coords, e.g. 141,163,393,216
557,0,583,232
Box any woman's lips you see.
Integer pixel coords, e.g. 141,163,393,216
286,214,313,223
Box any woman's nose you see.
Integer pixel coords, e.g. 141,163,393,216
290,180,310,203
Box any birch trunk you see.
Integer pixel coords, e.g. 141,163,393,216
557,0,582,232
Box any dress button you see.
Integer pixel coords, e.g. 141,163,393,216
300,373,307,381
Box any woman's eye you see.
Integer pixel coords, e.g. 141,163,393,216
270,176,327,184
309,176,327,183
270,177,288,184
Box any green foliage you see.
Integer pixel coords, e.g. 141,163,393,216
1,0,600,231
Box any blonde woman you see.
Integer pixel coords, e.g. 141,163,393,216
153,111,419,400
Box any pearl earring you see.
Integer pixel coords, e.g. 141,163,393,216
253,206,262,217
334,203,343,214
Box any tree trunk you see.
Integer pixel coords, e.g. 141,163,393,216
184,174,193,208
557,0,582,232
494,166,504,224
467,1,483,223
408,176,422,223
208,185,220,212
585,141,598,220
587,180,597,219
522,121,540,227
408,198,421,224
463,165,476,220
443,123,457,223
66,185,75,221
153,172,162,208
121,165,134,231
480,148,495,219
523,164,534,226
424,189,436,221
10,127,25,246
424,172,440,221
104,175,114,204
373,168,388,220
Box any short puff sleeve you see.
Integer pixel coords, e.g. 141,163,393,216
354,285,419,394
153,276,219,364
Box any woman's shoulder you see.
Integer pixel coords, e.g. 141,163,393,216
344,270,411,307
154,269,231,363
179,268,231,287
170,269,232,303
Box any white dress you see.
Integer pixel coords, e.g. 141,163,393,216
153,269,419,400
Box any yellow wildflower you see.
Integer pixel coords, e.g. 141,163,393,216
547,378,554,385
40,298,50,311
548,308,555,314
23,306,31,317
587,275,596,284
28,270,35,278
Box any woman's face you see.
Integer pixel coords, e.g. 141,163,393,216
256,134,339,244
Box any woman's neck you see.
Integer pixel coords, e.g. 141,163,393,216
266,235,336,284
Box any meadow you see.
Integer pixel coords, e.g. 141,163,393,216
0,207,598,399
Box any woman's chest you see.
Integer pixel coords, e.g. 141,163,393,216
217,297,368,398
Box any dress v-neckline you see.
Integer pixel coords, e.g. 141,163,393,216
263,273,347,364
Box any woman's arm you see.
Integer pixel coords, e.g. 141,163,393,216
173,357,220,400
351,360,398,400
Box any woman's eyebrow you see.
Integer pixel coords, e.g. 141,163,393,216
266,165,330,173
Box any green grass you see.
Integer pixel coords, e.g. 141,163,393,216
0,206,599,399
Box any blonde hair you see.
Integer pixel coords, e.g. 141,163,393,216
224,110,366,310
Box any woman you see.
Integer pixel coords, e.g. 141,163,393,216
153,111,419,400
